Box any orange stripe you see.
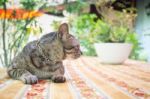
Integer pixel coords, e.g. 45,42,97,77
81,57,150,98
93,57,150,77
84,56,150,80
0,81,25,99
50,81,75,99
82,57,150,91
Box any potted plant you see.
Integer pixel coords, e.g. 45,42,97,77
69,13,145,63
93,20,134,64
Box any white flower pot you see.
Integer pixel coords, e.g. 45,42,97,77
94,43,132,64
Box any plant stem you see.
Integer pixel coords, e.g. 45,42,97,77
2,1,8,67
17,19,33,48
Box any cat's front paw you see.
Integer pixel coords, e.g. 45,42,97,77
20,74,38,84
52,75,66,83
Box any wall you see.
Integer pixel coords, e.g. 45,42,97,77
136,0,150,62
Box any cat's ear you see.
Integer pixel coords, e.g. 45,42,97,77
58,23,69,37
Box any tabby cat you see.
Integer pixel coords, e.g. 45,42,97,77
7,23,81,84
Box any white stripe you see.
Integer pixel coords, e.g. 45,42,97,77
0,80,13,90
72,61,111,99
64,60,83,99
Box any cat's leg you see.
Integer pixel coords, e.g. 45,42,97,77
7,67,38,84
51,62,66,83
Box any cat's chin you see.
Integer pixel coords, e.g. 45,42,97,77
66,56,80,60
66,58,74,60
65,55,76,59
66,56,76,60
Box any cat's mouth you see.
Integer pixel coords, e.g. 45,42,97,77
64,46,82,59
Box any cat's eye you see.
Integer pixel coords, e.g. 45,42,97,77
66,45,79,50
66,46,75,50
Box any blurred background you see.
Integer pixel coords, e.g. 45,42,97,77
0,0,150,67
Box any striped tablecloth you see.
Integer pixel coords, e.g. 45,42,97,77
0,56,150,99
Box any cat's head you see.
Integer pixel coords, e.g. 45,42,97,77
58,23,82,59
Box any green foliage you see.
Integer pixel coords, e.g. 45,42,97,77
71,14,146,60
92,20,132,43
66,0,87,14
0,0,44,67
71,14,97,56
0,0,8,5
51,20,61,31
20,0,47,10
126,33,147,61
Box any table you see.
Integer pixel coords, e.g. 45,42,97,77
0,56,150,99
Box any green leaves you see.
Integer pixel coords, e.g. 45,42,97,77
0,0,45,67
71,14,97,56
0,0,8,5
66,0,87,14
93,19,110,42
71,13,146,60
125,33,146,60
20,0,46,10
110,26,128,42
92,19,129,43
